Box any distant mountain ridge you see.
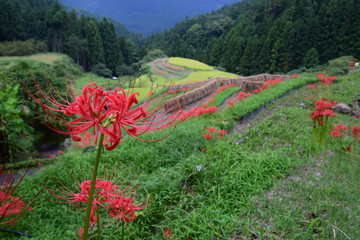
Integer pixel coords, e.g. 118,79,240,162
58,0,241,35
60,3,135,38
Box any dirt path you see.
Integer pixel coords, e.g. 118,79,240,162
148,58,193,79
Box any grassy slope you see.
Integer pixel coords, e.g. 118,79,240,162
1,56,359,239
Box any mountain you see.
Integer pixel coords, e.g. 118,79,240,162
60,3,134,38
58,0,241,35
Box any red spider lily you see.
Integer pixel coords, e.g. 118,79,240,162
357,116,360,119
310,99,337,125
290,74,300,78
106,196,145,223
163,228,172,239
307,85,317,88
203,134,213,140
352,126,360,139
333,124,347,132
47,176,146,232
24,80,185,150
330,131,342,138
236,92,248,100
253,87,264,93
227,99,236,108
218,129,227,138
263,78,282,88
206,84,236,104
0,167,35,225
207,127,217,133
177,106,218,120
317,74,338,85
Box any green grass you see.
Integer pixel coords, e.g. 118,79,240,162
168,57,214,71
1,73,359,239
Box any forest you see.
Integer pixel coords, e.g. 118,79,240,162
1,0,359,76
0,0,141,76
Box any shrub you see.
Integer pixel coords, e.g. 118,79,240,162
116,64,135,76
0,39,47,56
91,63,112,78
325,56,353,75
0,84,34,162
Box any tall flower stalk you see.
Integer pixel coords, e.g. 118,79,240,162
24,79,186,239
310,98,337,153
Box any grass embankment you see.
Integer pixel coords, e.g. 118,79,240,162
1,74,359,239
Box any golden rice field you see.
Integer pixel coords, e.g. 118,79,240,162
168,57,214,70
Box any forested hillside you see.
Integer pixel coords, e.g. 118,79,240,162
0,0,141,74
147,0,360,75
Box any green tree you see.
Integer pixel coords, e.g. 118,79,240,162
84,19,105,70
0,0,23,41
303,48,319,68
0,85,33,162
99,19,122,74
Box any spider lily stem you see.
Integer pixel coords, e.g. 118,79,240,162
82,133,105,239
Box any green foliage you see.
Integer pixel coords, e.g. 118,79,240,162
116,64,135,76
141,49,167,63
0,39,47,56
0,84,34,162
325,56,353,76
91,63,112,78
303,48,319,68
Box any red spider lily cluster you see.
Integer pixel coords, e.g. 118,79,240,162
236,92,252,100
177,106,218,120
350,60,355,68
0,167,33,225
330,124,347,138
316,73,338,85
307,85,317,89
48,177,146,237
329,124,360,153
227,99,236,108
203,127,227,140
253,78,282,93
24,81,184,150
206,84,236,104
310,99,337,125
227,79,281,109
352,126,360,140
227,91,252,108
290,74,300,78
